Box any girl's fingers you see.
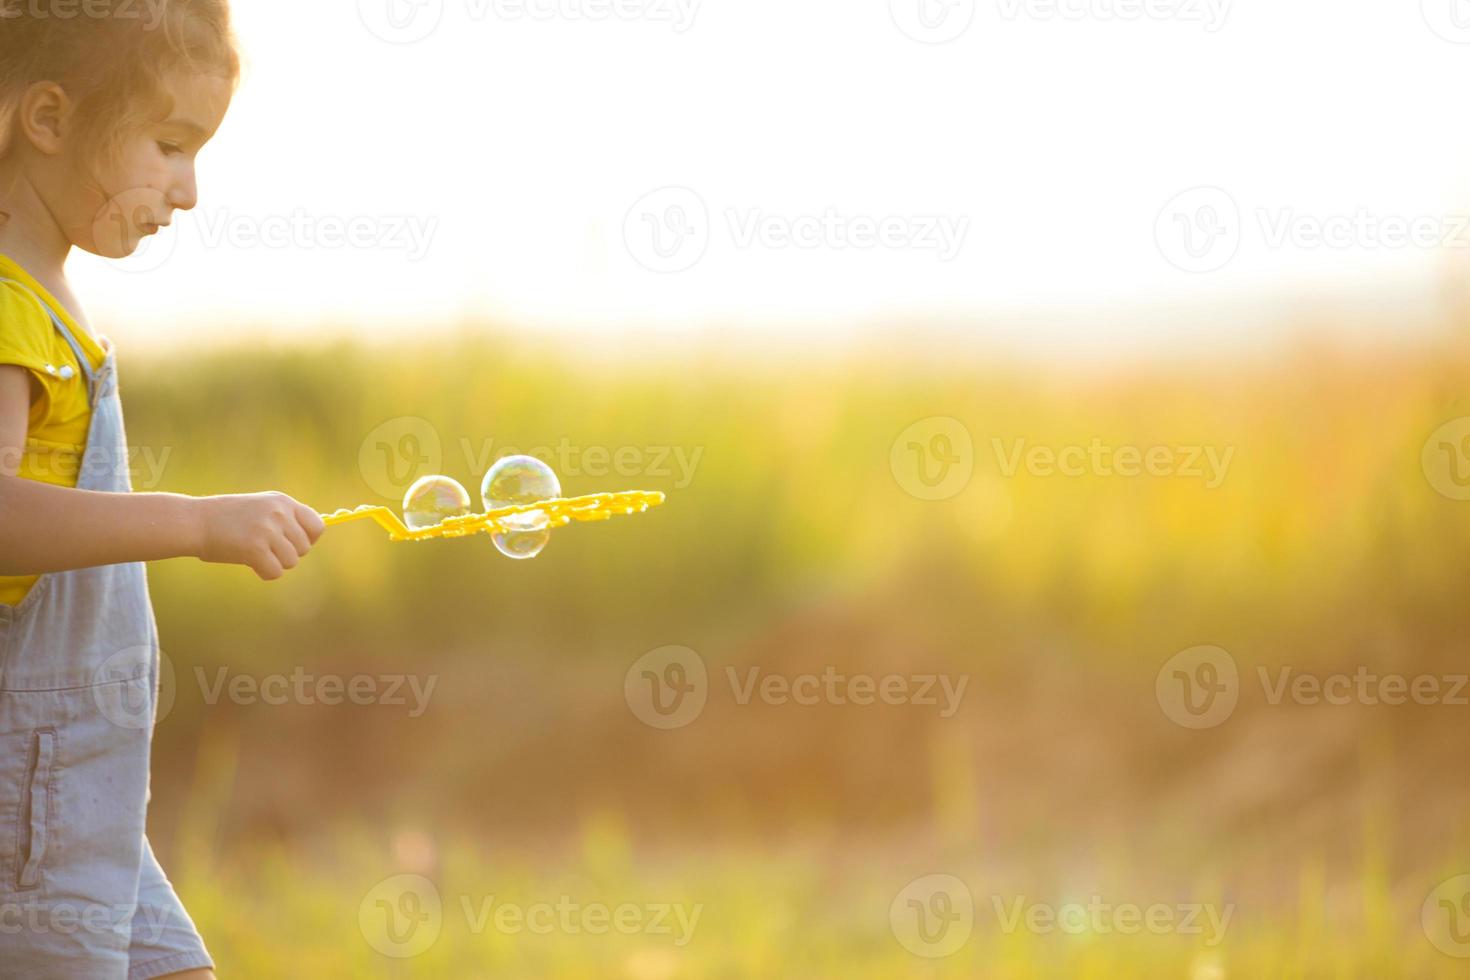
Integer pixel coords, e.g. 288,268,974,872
296,503,326,543
270,536,300,572
283,520,312,559
254,552,283,581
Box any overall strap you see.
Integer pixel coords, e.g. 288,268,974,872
0,277,99,399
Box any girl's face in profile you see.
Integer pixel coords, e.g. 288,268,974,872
72,71,232,259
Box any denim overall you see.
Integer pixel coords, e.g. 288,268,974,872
0,281,213,979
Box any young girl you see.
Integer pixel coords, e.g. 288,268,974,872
0,2,324,976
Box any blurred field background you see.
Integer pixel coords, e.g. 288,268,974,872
108,315,1470,978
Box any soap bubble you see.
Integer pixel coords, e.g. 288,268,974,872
402,475,472,530
481,455,561,560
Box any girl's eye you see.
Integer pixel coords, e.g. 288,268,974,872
157,141,183,157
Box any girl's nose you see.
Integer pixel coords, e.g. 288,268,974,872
168,173,199,212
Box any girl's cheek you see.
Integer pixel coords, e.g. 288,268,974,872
109,141,163,195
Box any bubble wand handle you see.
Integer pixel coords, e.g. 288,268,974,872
317,491,666,542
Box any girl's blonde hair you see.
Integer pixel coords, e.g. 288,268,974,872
0,0,240,173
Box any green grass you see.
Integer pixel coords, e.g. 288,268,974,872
110,332,1470,976
172,824,1470,978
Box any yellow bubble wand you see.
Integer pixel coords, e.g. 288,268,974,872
318,490,666,542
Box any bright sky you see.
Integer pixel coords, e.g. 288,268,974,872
68,0,1470,354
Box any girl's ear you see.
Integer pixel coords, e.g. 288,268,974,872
18,81,73,156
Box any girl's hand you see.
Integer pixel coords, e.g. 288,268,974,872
194,492,326,580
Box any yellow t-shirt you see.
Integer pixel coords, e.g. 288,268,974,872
0,254,107,607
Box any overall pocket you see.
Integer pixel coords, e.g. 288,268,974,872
15,727,56,890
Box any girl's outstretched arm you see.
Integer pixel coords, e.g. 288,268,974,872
0,365,324,580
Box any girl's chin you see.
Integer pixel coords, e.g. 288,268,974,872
77,233,146,260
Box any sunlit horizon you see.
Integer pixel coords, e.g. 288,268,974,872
61,0,1470,357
